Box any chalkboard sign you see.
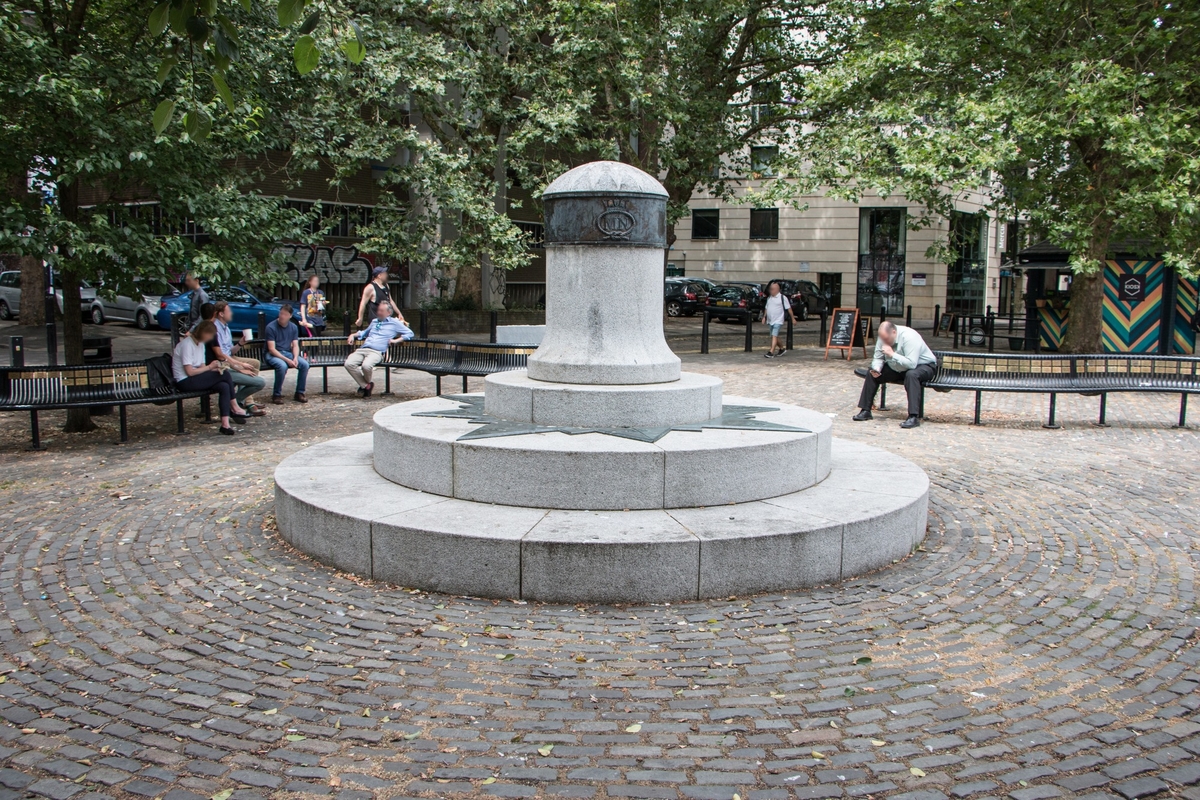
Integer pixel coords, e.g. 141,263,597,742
937,312,955,336
825,307,867,360
859,316,873,345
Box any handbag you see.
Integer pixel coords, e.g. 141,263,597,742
145,353,176,403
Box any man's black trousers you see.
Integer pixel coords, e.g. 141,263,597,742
858,362,937,416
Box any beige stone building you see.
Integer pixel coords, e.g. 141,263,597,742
669,180,1015,323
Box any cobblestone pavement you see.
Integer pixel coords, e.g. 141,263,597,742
0,346,1197,800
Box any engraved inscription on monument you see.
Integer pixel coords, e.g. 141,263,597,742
596,199,636,240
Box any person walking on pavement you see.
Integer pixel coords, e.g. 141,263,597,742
356,266,393,329
762,281,797,358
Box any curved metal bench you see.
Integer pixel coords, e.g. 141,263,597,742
0,360,219,449
919,351,1200,427
239,337,537,395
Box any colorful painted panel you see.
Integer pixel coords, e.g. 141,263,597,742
1174,276,1198,355
1102,259,1163,353
1038,304,1068,351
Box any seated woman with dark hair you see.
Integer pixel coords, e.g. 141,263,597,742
173,320,241,435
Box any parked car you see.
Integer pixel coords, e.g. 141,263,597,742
664,279,709,317
705,284,756,322
89,280,179,329
767,278,827,320
0,270,96,320
156,285,287,333
718,281,767,314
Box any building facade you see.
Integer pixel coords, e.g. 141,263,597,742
670,184,1009,323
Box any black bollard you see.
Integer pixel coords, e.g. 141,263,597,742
744,313,753,353
343,313,351,336
819,309,828,346
785,315,794,351
905,305,912,328
987,311,996,352
44,291,57,367
9,336,23,367
490,310,499,344
257,311,267,341
933,304,941,335
701,309,710,354
953,316,960,349
419,310,429,339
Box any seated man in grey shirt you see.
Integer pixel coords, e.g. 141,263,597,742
854,320,938,429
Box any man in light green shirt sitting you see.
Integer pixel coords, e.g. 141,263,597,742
854,321,938,429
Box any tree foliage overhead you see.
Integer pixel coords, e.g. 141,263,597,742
568,0,850,235
795,0,1200,350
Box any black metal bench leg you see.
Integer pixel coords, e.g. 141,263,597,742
383,367,392,396
29,410,43,451
973,391,982,425
463,375,468,393
175,399,188,436
919,387,926,419
879,384,887,411
1178,393,1188,428
435,375,442,396
322,367,328,394
200,394,213,423
1096,393,1108,427
1043,393,1061,429
119,405,128,443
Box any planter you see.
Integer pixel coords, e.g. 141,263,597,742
1008,337,1026,351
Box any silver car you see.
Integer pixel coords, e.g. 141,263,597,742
0,270,96,319
89,280,178,329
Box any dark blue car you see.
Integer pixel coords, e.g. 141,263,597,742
156,285,287,333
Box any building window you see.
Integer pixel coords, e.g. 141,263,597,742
749,208,779,240
856,208,906,317
750,146,778,176
946,210,988,315
691,209,720,240
750,82,781,125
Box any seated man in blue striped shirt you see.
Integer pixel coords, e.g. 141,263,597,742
344,301,414,397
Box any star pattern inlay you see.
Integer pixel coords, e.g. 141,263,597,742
412,395,812,443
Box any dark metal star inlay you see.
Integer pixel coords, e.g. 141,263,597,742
412,395,812,443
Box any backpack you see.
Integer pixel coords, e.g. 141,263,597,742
145,353,176,403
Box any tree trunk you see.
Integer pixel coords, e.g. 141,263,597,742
17,256,45,325
3,173,45,325
453,262,482,309
1060,239,1109,354
55,177,96,433
59,269,96,432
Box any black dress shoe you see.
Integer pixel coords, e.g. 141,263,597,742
852,409,873,421
219,425,237,435
230,413,248,425
900,415,920,429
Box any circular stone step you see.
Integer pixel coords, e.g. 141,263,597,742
484,370,723,428
274,433,929,603
372,394,832,510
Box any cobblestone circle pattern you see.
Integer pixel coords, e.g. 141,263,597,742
0,349,1197,800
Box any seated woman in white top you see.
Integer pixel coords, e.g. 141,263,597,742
173,320,239,435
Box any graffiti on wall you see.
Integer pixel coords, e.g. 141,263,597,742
271,244,375,284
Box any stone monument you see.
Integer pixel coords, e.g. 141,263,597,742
275,161,929,604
